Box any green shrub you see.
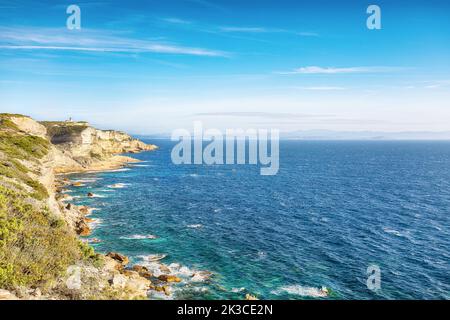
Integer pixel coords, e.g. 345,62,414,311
0,162,48,200
0,132,49,161
0,186,80,290
78,241,103,268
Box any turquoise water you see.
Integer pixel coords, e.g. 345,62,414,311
66,140,450,299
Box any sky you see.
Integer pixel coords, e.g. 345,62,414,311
0,0,449,134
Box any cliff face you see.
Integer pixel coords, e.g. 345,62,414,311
0,114,156,300
41,121,156,172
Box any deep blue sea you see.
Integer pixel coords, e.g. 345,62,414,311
66,140,450,300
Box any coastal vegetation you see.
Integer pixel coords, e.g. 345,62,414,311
0,114,80,290
0,114,156,299
0,185,80,289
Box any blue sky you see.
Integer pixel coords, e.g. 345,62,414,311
0,0,449,134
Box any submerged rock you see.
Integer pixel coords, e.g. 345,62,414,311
76,220,91,236
132,265,153,278
79,206,89,215
158,274,182,283
159,265,171,274
151,285,171,296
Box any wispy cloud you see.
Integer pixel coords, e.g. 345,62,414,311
219,27,269,33
192,112,334,119
161,17,192,25
295,86,346,91
219,26,318,36
296,32,319,37
0,26,229,57
424,80,450,89
277,66,404,75
185,0,229,12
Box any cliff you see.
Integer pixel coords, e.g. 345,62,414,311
0,114,156,300
40,120,157,173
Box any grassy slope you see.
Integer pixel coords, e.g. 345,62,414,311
0,115,89,291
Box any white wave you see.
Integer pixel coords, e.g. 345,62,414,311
382,227,409,238
88,194,106,198
103,168,131,173
72,178,99,183
231,287,246,293
213,208,222,213
61,195,73,202
138,254,167,262
271,285,329,298
107,183,130,189
187,224,203,229
131,164,151,167
165,263,212,282
257,251,267,259
87,218,103,228
87,238,102,244
120,234,158,240
138,260,212,284
148,289,174,300
189,174,199,178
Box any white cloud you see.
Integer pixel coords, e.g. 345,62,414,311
0,26,228,57
219,26,268,33
296,32,319,37
424,80,450,89
161,17,192,25
278,66,404,75
296,86,346,91
219,26,318,37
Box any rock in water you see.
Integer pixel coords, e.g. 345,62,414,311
132,265,153,278
76,220,91,236
106,252,130,266
158,274,182,283
79,206,89,215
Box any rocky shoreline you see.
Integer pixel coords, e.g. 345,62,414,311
0,114,244,300
55,168,215,300
0,114,162,300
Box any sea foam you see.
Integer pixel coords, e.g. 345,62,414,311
271,285,329,298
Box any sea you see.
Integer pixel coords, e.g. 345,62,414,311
64,140,450,300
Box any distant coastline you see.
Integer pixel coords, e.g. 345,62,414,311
134,130,450,141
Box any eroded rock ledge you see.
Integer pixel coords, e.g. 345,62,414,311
40,120,157,173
